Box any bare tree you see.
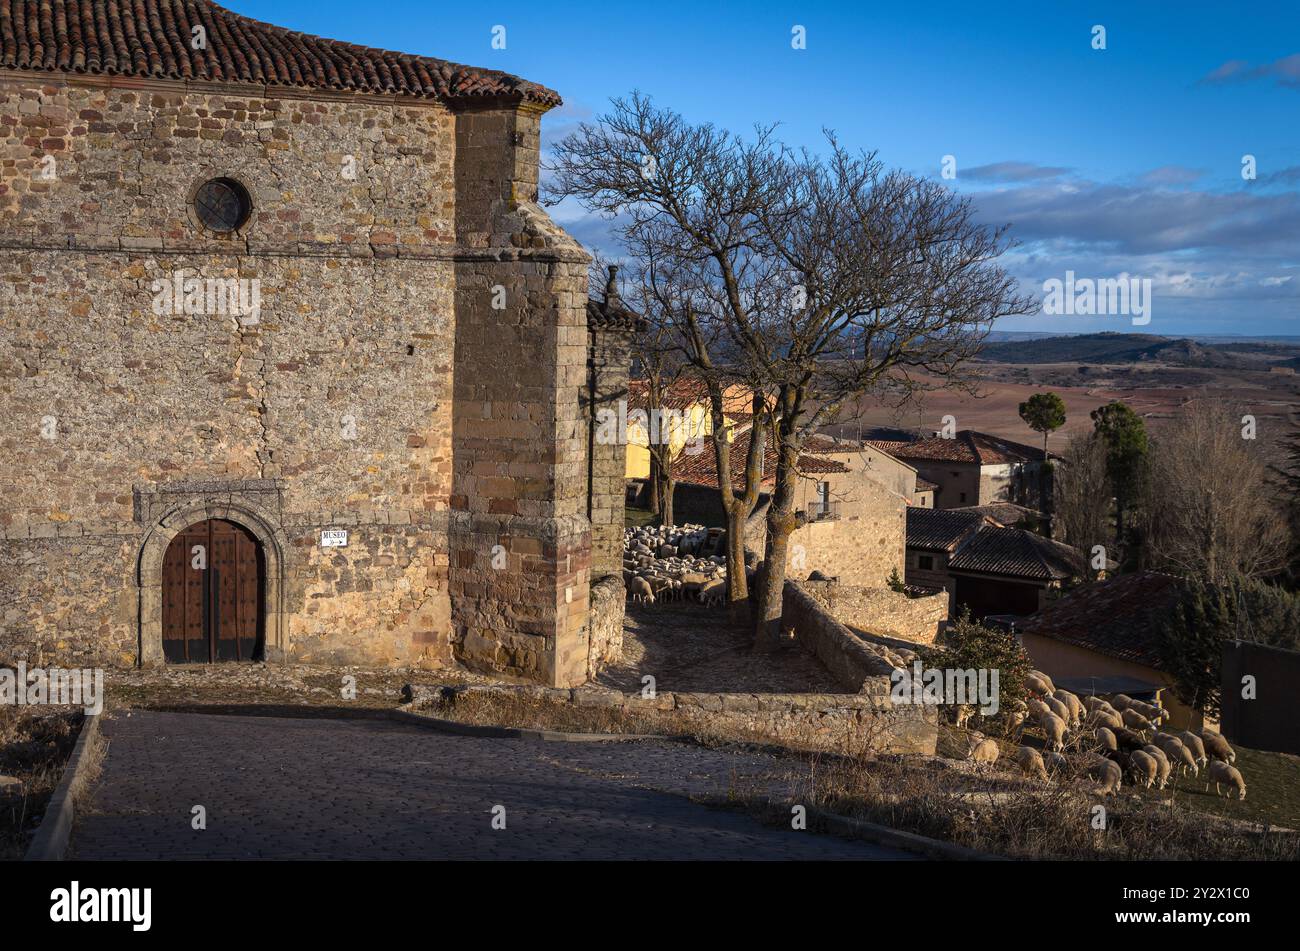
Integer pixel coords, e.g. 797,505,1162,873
1053,431,1112,578
548,94,1032,646
1143,400,1289,583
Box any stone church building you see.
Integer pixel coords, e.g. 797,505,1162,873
0,0,637,686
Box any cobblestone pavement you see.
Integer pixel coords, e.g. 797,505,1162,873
69,711,916,860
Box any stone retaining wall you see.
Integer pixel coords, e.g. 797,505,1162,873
800,581,947,645
586,575,625,679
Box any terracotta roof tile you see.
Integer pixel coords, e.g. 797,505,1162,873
868,430,1050,466
905,507,988,552
947,526,1080,581
674,428,849,491
0,0,561,105
1017,572,1181,668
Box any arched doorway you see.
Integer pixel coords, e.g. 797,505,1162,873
161,519,265,663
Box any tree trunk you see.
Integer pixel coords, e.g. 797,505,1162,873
658,474,675,527
755,406,801,651
647,454,661,517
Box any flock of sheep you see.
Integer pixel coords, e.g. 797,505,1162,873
970,668,1246,801
622,524,740,607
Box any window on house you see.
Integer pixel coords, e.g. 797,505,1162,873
959,492,967,503
194,177,252,233
918,555,934,571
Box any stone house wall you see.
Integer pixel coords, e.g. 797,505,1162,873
0,73,598,683
800,580,947,645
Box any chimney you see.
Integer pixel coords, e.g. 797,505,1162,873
604,265,620,306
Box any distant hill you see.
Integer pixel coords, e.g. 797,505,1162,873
974,332,1289,369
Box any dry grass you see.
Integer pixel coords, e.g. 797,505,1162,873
0,706,82,860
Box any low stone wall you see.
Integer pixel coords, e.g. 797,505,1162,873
800,581,947,645
780,582,898,691
418,681,934,756
587,575,625,679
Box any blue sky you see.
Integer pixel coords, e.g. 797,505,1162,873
230,0,1300,337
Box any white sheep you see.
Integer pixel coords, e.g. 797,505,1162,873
1120,708,1155,734
968,733,1000,766
1178,730,1208,769
1141,744,1171,789
1038,711,1067,752
1045,695,1072,728
698,579,725,607
1025,672,1053,697
628,576,655,604
1109,693,1134,711
1205,760,1247,800
1029,669,1056,693
1014,745,1049,782
1054,688,1084,726
1089,757,1123,796
1153,732,1198,777
1201,731,1236,765
1094,726,1118,752
1128,749,1158,789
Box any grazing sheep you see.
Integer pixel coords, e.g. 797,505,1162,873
628,576,655,604
698,579,726,607
1005,700,1029,738
1027,698,1051,720
1025,673,1053,697
1109,693,1134,711
1043,751,1070,774
1039,711,1067,752
953,704,975,729
968,734,1000,766
1202,731,1236,765
1029,669,1056,693
1089,757,1123,796
1088,707,1124,731
1113,727,1147,752
1015,746,1049,782
1054,689,1084,726
1095,726,1118,752
1128,749,1158,789
1142,744,1172,789
1205,760,1247,800
1178,730,1208,768
1154,733,1198,777
1083,695,1108,714
1045,695,1072,727
1121,708,1155,734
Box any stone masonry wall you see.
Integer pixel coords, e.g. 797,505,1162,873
800,581,947,645
586,326,633,580
448,104,593,687
0,75,587,679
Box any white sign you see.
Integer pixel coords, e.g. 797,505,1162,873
320,529,349,548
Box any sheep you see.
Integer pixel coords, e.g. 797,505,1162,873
628,576,655,604
953,704,975,729
1121,708,1155,734
1087,707,1124,731
1045,695,1072,728
1205,760,1247,800
1178,730,1208,769
1128,699,1168,724
1054,689,1085,726
1039,711,1067,752
1128,749,1158,789
1089,757,1123,796
1094,726,1118,752
1025,672,1053,697
1109,693,1134,711
1005,700,1029,738
1014,745,1049,782
1083,695,1108,714
698,579,726,607
1029,669,1056,694
1113,727,1147,752
1027,697,1051,720
968,733,1000,766
1201,731,1236,765
1142,744,1172,789
1152,732,1197,777
1043,751,1070,774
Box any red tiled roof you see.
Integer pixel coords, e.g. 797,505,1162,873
868,431,1049,466
1017,572,1182,669
947,526,1080,582
905,507,989,552
626,379,755,416
587,298,646,333
674,428,849,491
0,0,561,105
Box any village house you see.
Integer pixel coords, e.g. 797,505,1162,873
869,430,1053,510
0,0,637,687
903,507,1082,617
1015,572,1206,731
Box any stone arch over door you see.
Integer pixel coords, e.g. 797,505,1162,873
137,499,290,667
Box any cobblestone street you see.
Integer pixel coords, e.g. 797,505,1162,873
70,711,916,860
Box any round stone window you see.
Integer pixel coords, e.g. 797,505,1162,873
194,177,252,233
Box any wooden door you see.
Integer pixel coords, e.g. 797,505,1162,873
162,519,263,663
